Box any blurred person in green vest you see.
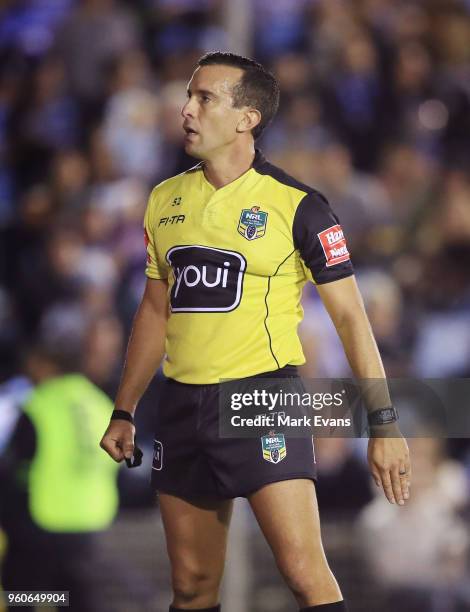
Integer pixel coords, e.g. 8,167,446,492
0,339,119,611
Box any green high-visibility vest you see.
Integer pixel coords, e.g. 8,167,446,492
23,374,119,532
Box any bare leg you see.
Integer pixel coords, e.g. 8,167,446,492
159,493,233,609
248,479,343,608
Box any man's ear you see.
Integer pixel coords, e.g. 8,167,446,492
236,109,261,134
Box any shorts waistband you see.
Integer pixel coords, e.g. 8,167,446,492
166,364,299,387
250,365,298,379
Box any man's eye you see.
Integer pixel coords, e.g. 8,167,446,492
201,96,210,103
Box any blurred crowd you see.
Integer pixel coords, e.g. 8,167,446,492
1,1,470,609
1,0,470,386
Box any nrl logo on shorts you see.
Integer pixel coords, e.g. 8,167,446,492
237,206,268,241
261,433,287,464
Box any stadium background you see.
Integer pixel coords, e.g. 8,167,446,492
1,0,470,610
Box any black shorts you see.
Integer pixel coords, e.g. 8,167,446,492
150,366,317,499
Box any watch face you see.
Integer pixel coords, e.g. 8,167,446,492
369,407,397,425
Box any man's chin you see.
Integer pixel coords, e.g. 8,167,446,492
184,142,204,160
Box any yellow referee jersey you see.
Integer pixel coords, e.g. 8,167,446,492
144,150,353,384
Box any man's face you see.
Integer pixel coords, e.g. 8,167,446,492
181,64,247,160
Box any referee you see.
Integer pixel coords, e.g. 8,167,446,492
101,52,411,612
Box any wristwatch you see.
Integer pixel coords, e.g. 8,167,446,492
367,406,398,426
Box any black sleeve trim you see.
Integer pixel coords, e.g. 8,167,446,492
313,270,355,285
293,192,354,284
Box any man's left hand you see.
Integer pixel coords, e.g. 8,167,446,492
367,436,411,505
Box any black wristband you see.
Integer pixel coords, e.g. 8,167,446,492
111,409,135,425
367,406,398,426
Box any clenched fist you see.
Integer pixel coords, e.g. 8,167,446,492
100,419,135,463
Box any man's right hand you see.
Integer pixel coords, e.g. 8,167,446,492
100,420,135,463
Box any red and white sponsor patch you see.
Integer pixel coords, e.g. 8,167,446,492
317,224,350,267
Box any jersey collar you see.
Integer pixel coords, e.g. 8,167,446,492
198,149,267,194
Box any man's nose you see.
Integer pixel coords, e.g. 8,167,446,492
181,98,195,118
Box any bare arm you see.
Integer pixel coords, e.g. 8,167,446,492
316,275,411,505
317,276,386,379
115,278,169,414
100,278,168,462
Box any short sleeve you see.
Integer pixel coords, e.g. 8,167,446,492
143,190,168,280
292,191,354,284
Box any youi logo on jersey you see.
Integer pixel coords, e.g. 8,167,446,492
166,245,246,312
317,224,350,267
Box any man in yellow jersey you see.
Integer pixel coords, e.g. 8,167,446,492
100,52,411,612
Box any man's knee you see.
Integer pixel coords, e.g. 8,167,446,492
276,543,335,602
278,554,317,599
171,561,222,605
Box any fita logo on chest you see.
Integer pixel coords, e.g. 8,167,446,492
159,214,185,227
172,196,182,206
238,205,268,241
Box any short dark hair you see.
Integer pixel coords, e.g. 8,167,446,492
197,51,280,139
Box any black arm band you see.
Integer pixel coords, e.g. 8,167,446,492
111,409,135,425
367,406,398,426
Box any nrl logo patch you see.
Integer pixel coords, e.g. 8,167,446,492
261,433,287,464
237,206,268,241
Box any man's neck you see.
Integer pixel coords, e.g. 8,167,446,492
203,142,256,189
